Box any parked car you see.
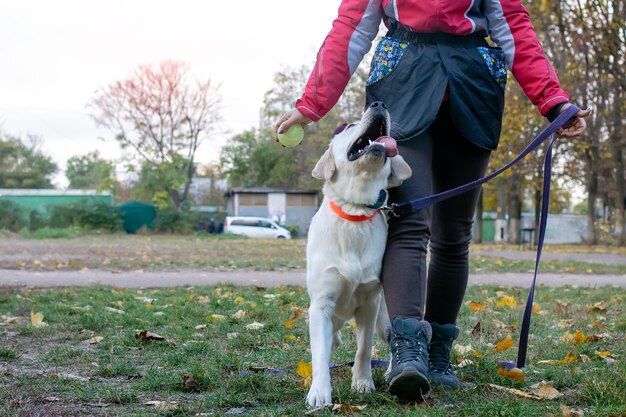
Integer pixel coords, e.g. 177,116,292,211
224,216,291,239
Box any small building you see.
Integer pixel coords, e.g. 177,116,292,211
226,188,319,236
0,189,113,214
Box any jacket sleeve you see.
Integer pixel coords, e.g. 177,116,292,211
296,0,383,122
483,0,569,116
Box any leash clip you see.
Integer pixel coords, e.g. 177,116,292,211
381,204,400,217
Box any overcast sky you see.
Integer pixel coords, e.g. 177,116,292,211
0,1,347,187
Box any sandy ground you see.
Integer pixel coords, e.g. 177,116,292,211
0,268,624,288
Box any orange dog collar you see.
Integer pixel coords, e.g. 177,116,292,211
328,200,381,222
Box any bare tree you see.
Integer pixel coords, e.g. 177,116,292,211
89,60,221,209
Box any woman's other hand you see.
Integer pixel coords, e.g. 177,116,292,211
557,103,592,138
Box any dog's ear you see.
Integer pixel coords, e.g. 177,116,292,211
312,146,336,180
388,154,412,188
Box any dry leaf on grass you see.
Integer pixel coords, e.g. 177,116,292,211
496,295,518,308
135,330,166,342
595,350,619,364
295,361,312,388
494,335,514,352
104,307,125,315
486,382,561,400
246,322,265,330
468,301,487,312
88,336,104,344
30,311,47,327
560,403,585,416
527,381,562,400
232,310,246,319
538,352,578,365
182,374,201,391
145,400,178,410
2,316,23,325
284,321,297,329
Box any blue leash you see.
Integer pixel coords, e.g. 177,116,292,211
382,105,580,368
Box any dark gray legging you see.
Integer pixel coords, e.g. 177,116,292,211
382,102,491,325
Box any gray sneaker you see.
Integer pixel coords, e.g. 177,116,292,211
387,317,431,401
428,322,461,389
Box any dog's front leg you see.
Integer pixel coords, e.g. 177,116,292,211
307,300,335,408
351,300,378,393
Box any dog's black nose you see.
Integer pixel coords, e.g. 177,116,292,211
369,101,387,110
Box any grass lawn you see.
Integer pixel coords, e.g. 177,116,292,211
2,234,626,274
1,284,624,416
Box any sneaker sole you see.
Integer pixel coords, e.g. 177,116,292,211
388,368,430,402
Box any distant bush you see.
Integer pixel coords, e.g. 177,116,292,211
154,209,200,233
0,200,25,231
49,202,122,231
287,225,300,239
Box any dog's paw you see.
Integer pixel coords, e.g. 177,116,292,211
306,383,332,408
351,377,376,393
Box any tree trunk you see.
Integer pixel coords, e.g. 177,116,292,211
507,176,522,244
586,150,598,245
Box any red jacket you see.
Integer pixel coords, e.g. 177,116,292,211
296,0,569,122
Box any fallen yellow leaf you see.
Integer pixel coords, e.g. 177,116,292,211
494,335,514,352
468,301,487,312
496,296,518,309
538,352,578,365
295,361,312,388
532,303,541,313
30,311,47,328
284,321,297,329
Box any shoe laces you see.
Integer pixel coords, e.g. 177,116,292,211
393,332,423,364
429,338,453,374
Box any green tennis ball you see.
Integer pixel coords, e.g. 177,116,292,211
277,124,304,147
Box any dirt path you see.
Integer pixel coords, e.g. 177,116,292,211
473,250,626,265
0,268,624,288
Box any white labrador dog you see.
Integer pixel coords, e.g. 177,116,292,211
305,102,412,408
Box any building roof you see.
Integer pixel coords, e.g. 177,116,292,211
0,189,112,197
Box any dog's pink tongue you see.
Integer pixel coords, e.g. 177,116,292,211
375,136,398,157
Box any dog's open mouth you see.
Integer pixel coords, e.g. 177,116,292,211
347,116,398,161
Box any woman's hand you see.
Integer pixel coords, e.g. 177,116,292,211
557,103,592,138
274,109,312,141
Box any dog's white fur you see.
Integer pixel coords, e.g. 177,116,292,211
305,106,412,408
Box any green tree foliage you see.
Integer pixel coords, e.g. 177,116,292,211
219,65,370,190
65,151,115,190
0,133,57,189
219,129,300,188
89,60,221,210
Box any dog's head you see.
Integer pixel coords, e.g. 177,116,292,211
312,102,412,204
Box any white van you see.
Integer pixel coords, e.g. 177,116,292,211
224,216,291,239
